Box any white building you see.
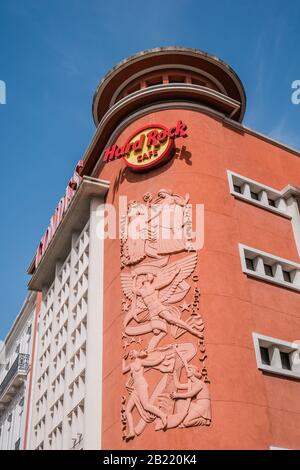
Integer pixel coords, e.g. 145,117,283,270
0,292,36,450
26,178,109,450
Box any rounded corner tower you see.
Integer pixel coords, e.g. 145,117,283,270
87,48,300,451
92,46,246,126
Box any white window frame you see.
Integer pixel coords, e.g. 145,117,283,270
253,332,300,380
227,170,291,218
239,244,300,292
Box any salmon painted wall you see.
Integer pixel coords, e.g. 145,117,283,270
96,108,300,450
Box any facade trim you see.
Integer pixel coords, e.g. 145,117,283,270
92,46,246,125
227,170,292,218
109,63,228,106
239,244,300,292
28,177,109,291
229,171,300,256
253,332,300,380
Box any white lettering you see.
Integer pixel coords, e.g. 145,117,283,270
0,80,6,104
291,80,300,105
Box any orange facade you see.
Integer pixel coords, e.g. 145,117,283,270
97,107,300,450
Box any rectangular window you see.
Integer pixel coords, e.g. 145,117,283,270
259,346,270,365
268,198,276,207
246,258,254,271
264,263,273,277
250,191,259,200
233,184,242,194
283,270,291,283
146,76,162,87
280,352,291,370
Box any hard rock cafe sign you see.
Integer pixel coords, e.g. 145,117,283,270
120,189,211,441
103,120,187,171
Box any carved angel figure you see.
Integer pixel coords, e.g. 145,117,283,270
121,253,202,343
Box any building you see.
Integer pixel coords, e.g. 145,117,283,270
0,292,37,450
26,179,108,450
5,47,300,450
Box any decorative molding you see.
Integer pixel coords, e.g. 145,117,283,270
92,46,246,125
239,244,300,292
229,171,300,256
28,177,109,292
252,332,300,380
227,170,291,218
109,63,228,106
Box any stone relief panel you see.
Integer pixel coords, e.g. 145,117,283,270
119,189,211,441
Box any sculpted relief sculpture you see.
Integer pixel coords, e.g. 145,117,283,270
120,189,211,441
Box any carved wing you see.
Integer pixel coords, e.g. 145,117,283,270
158,253,197,304
120,272,147,314
120,272,134,301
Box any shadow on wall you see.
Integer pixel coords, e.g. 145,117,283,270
111,146,192,203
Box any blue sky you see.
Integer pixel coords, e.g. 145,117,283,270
0,0,299,339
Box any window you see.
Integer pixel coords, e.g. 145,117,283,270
250,191,259,200
227,170,290,218
233,184,242,194
268,198,276,207
264,264,273,277
239,244,300,292
15,438,20,450
245,258,254,271
168,74,185,84
146,76,162,87
280,352,291,370
126,83,140,95
191,77,207,87
253,333,300,379
283,270,291,283
19,397,24,414
259,346,270,365
7,413,12,431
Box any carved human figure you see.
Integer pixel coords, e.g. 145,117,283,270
122,349,168,440
120,190,211,439
131,268,203,339
170,365,211,427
